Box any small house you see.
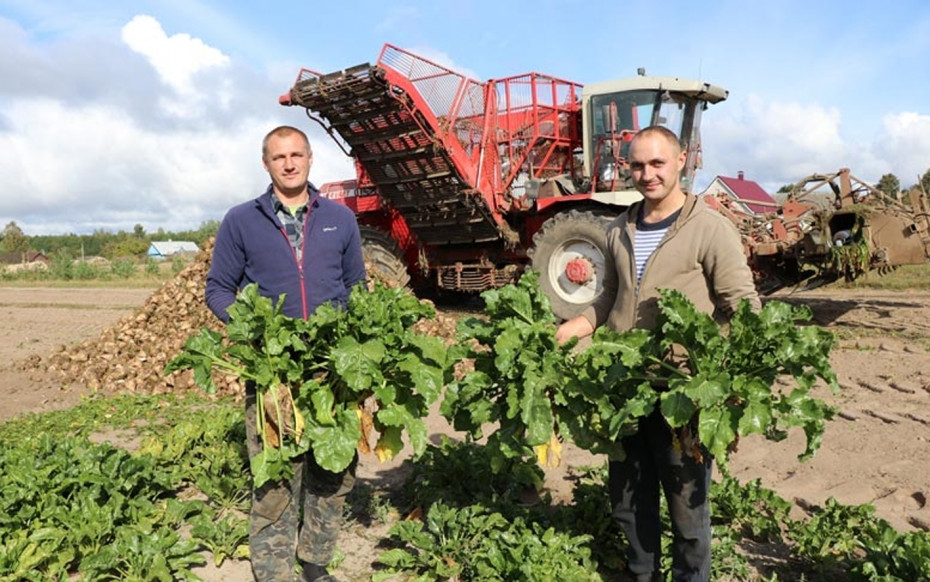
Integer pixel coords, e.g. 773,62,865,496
699,172,778,214
25,251,49,265
147,240,199,260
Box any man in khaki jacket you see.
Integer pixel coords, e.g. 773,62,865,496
556,125,759,582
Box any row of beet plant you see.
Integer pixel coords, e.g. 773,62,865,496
376,439,930,582
0,394,251,581
170,271,838,488
2,397,927,581
442,269,838,472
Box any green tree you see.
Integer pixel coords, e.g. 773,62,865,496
1,221,28,256
110,257,137,278
195,220,220,244
103,236,149,259
49,249,74,279
133,223,146,238
876,173,900,198
145,257,160,275
922,168,930,195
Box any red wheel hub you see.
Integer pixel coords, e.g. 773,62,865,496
564,257,592,284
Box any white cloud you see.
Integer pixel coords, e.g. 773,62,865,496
709,95,849,179
0,98,261,230
120,15,231,118
0,96,353,236
699,94,898,192
699,94,930,193
0,13,357,235
874,112,930,185
121,15,229,94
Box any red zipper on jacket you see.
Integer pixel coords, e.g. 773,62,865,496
276,188,317,321
277,225,309,321
297,196,316,320
297,225,308,320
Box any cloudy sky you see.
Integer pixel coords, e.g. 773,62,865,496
2,0,929,235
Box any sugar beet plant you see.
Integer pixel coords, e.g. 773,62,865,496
567,288,839,464
166,282,451,486
444,270,839,473
657,289,838,462
441,270,576,479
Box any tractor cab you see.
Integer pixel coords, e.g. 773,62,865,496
581,75,728,202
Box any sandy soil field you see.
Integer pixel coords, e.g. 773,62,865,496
2,285,930,580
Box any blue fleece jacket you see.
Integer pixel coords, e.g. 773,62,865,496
205,183,367,323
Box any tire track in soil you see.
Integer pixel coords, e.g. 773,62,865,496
730,290,930,533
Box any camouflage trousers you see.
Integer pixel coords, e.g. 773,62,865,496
245,389,357,582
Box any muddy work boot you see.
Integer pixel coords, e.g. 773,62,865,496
299,561,339,582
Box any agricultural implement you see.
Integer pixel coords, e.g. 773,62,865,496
705,168,930,294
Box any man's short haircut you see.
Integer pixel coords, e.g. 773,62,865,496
262,126,312,160
631,125,683,153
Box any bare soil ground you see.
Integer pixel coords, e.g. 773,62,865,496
2,285,930,580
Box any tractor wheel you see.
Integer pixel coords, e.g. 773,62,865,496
529,210,613,321
360,226,411,289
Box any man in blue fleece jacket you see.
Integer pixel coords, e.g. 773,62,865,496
206,125,366,582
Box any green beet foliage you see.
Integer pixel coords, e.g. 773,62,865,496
166,282,453,486
440,270,577,481
570,287,839,463
168,270,838,487
446,270,839,471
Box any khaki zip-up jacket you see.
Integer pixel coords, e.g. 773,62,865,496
581,194,760,333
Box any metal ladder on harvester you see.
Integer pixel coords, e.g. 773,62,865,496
282,45,508,247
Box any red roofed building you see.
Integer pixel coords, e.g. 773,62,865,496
699,171,778,214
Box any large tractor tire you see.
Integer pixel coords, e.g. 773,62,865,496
529,210,613,321
359,226,411,289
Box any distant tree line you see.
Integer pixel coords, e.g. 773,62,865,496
0,220,219,262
